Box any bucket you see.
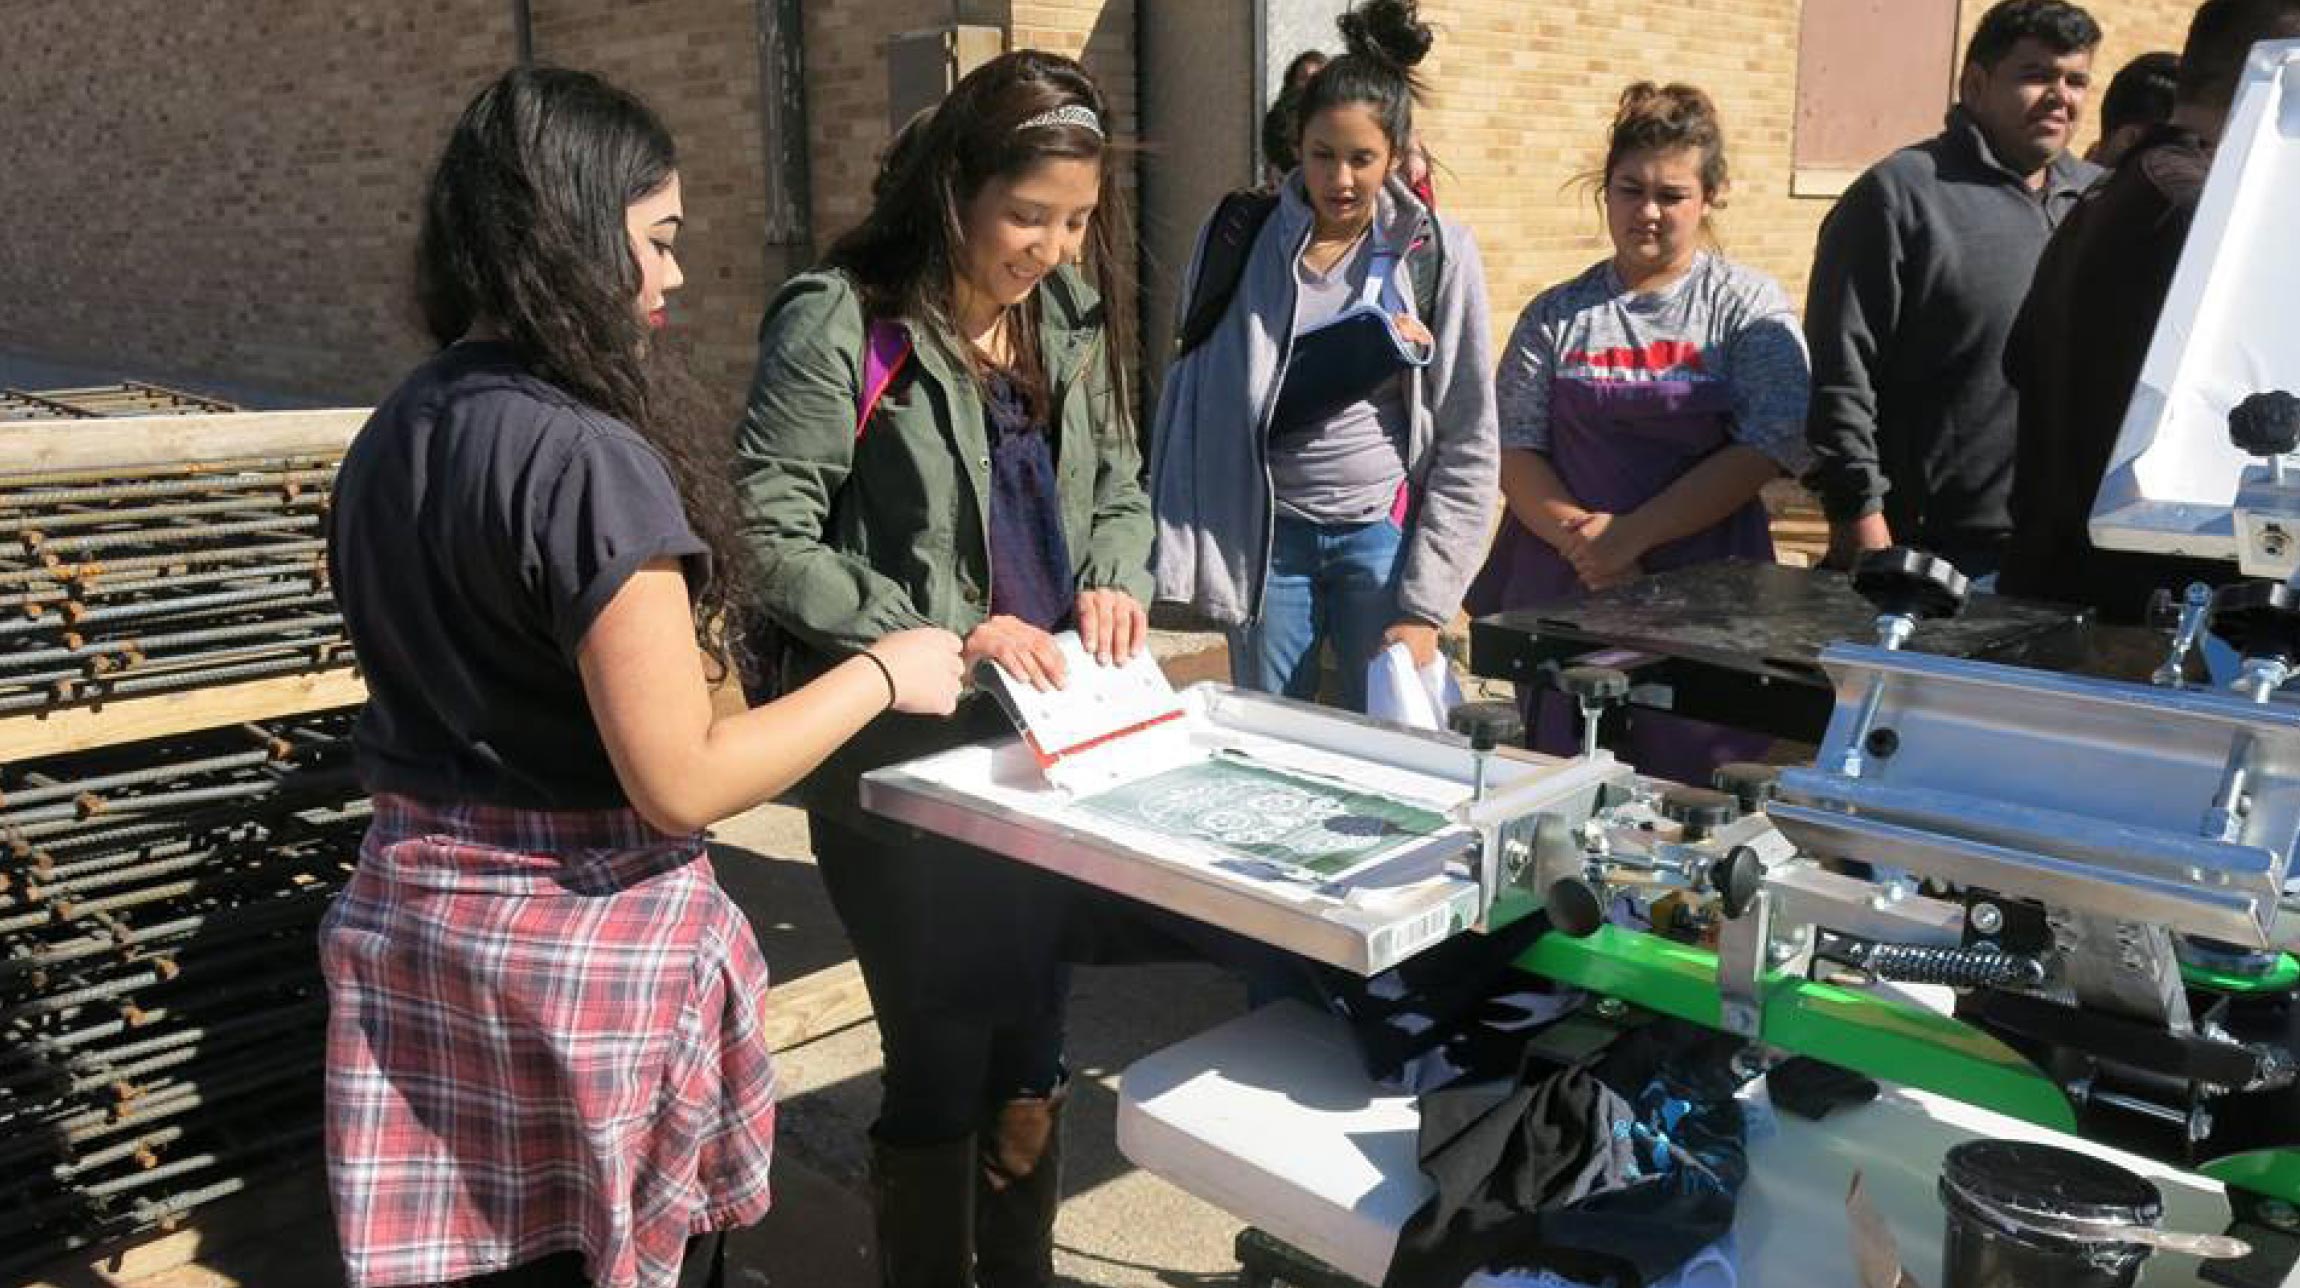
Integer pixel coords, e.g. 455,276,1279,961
1938,1139,2164,1288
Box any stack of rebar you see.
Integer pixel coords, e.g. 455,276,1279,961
0,453,352,716
0,712,366,1279
0,382,239,423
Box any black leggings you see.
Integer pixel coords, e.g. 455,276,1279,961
810,815,1067,1146
452,1230,726,1288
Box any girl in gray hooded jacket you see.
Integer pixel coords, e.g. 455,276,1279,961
1149,0,1498,712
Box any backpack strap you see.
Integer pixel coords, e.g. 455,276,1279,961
856,318,913,440
1403,217,1445,322
1173,188,1280,358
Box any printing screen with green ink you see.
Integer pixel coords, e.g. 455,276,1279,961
1072,753,1455,880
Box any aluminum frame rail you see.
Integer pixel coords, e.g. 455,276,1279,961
0,713,362,1269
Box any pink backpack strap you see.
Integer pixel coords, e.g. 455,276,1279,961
856,319,913,440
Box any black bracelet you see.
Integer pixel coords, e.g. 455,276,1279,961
859,649,898,710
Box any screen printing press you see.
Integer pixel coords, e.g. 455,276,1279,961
861,41,2300,1288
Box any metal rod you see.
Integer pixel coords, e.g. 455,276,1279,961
4,783,298,842
0,453,338,491
0,469,332,510
0,611,343,671
27,514,321,557
0,582,326,635
0,892,332,983
0,749,279,811
0,537,329,587
96,654,350,700
54,560,317,602
12,493,324,534
51,1123,186,1179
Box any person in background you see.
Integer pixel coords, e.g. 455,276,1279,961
736,49,1151,1288
1803,0,2102,581
1151,0,1497,715
1466,83,1810,781
1282,47,1329,94
2088,49,2181,167
1263,50,1331,185
322,66,963,1288
2001,0,2300,622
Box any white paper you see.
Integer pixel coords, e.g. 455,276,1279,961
981,631,1185,764
1363,641,1463,731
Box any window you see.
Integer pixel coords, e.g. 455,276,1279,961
1793,0,1960,197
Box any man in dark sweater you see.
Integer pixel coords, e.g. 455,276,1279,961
1999,0,2300,622
1803,0,2103,579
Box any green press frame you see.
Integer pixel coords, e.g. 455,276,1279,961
1513,917,2300,1204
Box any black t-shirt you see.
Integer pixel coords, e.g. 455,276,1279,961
329,341,709,809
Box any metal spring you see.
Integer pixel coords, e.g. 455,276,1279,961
1862,942,2045,989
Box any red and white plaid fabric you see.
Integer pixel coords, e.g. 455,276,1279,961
322,793,777,1288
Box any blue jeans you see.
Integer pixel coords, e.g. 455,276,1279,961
1229,513,1405,714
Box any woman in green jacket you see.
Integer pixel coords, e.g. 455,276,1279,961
734,50,1150,1288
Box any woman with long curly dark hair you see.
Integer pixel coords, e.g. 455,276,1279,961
321,65,964,1288
737,48,1151,1288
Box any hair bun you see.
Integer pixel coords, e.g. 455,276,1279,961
1338,0,1433,70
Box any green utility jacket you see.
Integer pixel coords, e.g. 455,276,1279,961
735,266,1154,823
737,266,1152,654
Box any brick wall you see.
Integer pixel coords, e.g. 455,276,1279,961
0,0,516,404
1416,0,2195,348
530,0,776,409
0,2,2213,409
1011,0,1139,145
802,0,977,252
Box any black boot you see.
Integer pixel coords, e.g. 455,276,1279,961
974,1086,1065,1288
869,1132,977,1288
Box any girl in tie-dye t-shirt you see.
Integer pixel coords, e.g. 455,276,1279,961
1467,82,1811,781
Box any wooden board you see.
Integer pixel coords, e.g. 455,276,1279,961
763,958,874,1052
0,667,369,763
1,409,368,476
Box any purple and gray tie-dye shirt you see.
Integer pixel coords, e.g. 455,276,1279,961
1496,252,1811,474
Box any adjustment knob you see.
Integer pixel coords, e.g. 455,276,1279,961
1710,845,1766,920
1557,665,1630,703
1545,876,1606,939
2229,390,2300,459
1711,762,1780,814
1447,700,1524,752
1852,547,1969,622
1658,785,1738,840
2211,581,2300,663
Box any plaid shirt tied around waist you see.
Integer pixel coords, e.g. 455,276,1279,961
321,793,777,1288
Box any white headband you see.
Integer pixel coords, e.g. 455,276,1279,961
1016,104,1104,137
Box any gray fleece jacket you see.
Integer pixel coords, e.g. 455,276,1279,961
1149,174,1498,628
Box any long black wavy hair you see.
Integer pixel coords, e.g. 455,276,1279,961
415,65,750,660
825,50,1139,434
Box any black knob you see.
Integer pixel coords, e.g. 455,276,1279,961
1852,547,1969,622
1557,665,1630,703
1545,876,1607,939
2211,581,2300,663
1448,700,1524,752
1658,786,1738,839
1710,845,1766,920
2229,390,2300,459
1711,762,1780,814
